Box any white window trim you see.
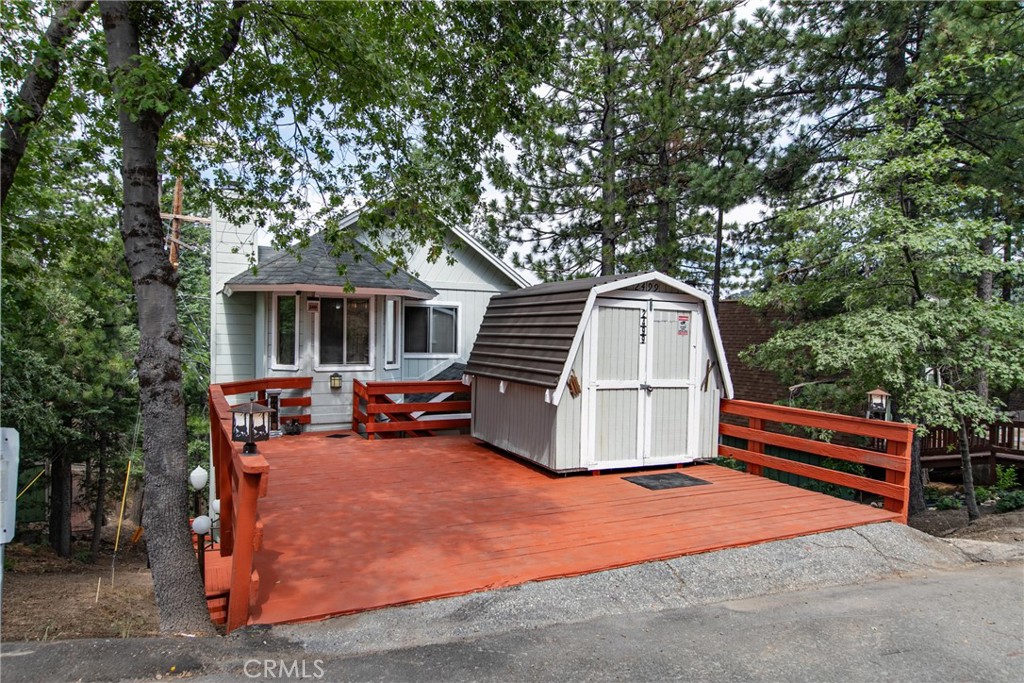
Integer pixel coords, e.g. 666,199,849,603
403,301,461,359
384,296,402,371
270,293,299,371
313,295,375,372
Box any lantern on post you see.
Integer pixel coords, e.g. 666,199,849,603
229,402,272,454
866,387,891,421
189,465,208,518
191,514,212,582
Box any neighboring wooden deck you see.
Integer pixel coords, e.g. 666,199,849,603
230,433,898,627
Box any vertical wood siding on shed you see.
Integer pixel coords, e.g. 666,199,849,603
472,377,559,469
697,314,724,459
553,348,585,469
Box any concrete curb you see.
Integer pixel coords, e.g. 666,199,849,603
945,537,1024,563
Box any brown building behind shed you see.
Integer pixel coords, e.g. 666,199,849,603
716,300,789,405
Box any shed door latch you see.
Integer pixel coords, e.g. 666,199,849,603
639,383,654,395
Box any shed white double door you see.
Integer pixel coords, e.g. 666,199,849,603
582,298,700,469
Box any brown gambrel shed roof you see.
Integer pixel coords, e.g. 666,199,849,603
465,272,734,405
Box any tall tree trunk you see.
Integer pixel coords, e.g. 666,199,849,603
90,455,107,561
49,451,72,558
908,433,927,516
1002,231,1012,302
129,478,145,525
976,233,994,401
959,418,981,522
712,205,724,311
655,142,674,275
0,0,93,208
100,0,213,635
599,7,617,276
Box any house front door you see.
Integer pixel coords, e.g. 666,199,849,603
584,299,699,469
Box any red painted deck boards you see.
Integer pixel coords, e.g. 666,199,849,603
238,434,898,626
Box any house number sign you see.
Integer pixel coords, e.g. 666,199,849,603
677,314,690,336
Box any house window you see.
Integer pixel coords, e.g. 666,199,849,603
404,304,458,356
272,294,298,369
384,297,401,369
317,297,372,368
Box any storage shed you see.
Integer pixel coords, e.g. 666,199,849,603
464,272,733,472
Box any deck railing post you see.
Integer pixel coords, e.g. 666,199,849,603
884,434,910,523
226,464,261,632
747,417,764,477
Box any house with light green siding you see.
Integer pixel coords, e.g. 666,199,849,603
210,208,528,431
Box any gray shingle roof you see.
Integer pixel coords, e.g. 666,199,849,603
227,233,436,298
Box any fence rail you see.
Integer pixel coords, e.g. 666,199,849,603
719,399,916,523
208,376,312,631
353,380,471,439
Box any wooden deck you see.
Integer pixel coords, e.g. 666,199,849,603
227,432,899,627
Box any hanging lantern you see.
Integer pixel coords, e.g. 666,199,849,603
229,402,272,454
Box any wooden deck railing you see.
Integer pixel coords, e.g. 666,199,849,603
353,379,471,439
921,421,1024,461
919,421,1024,484
719,399,917,523
208,376,312,631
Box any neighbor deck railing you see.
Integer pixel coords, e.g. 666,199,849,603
920,421,1024,471
719,399,916,523
208,376,312,632
353,379,471,439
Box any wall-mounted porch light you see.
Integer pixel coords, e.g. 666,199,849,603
329,372,342,391
229,402,272,454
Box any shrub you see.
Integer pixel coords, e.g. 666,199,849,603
936,496,961,510
995,490,1024,513
973,486,992,502
995,465,1018,491
711,456,745,472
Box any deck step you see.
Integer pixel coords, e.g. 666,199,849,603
207,596,228,625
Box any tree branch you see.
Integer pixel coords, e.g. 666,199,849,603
1,0,94,208
170,1,249,111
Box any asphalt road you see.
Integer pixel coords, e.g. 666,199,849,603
2,561,1021,683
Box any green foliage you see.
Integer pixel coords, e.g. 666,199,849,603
973,486,993,503
803,457,865,501
486,1,759,284
995,465,1018,492
0,219,138,472
710,456,745,472
747,62,1024,433
995,490,1024,513
936,496,962,511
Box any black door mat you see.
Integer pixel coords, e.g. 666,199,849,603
623,472,711,490
326,433,352,439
